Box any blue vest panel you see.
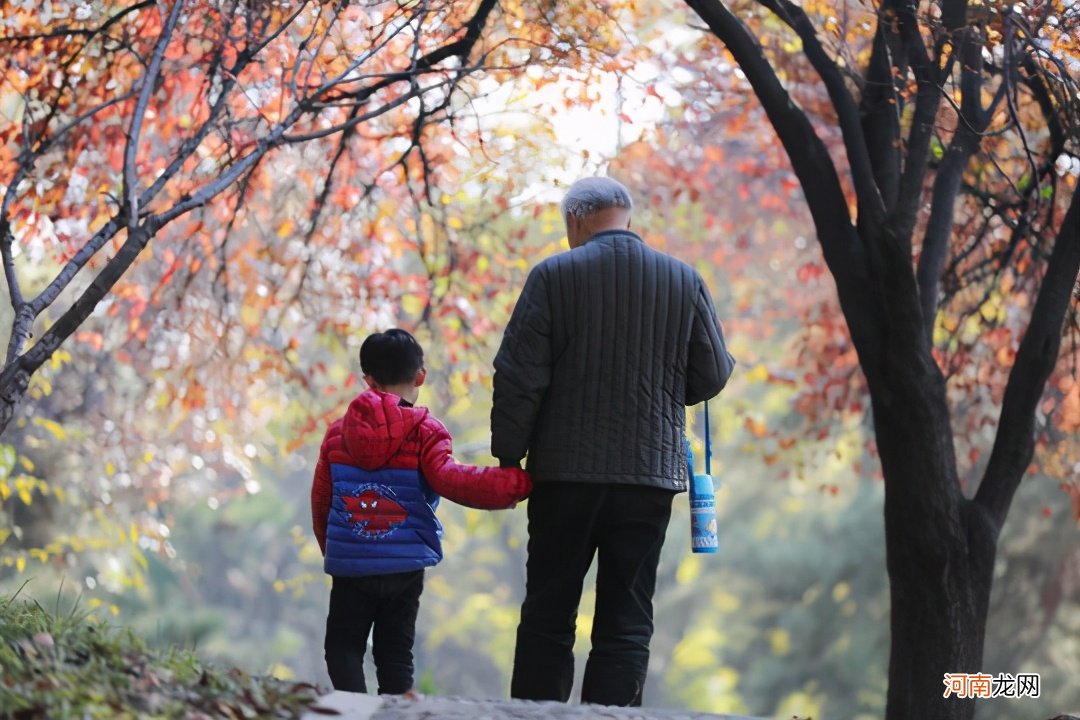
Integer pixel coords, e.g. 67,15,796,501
324,464,443,577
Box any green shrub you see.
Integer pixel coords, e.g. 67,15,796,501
0,590,319,719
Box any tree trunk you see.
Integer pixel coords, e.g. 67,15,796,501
869,344,998,720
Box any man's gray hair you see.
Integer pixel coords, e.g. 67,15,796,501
560,177,634,218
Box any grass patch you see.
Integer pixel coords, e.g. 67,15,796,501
0,587,320,719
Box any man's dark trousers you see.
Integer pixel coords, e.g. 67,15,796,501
324,570,424,694
510,481,675,706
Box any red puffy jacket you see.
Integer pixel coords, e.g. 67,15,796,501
311,389,532,554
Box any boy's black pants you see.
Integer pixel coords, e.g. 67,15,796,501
324,570,424,694
510,482,675,706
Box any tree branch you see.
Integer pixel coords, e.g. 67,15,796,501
26,220,123,320
0,218,21,311
683,0,885,361
892,27,946,242
315,0,497,106
284,75,458,143
756,0,887,230
915,124,980,340
0,0,154,44
12,219,162,397
859,0,919,210
760,0,885,231
124,0,184,229
975,188,1080,531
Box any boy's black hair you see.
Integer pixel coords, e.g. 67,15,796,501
359,329,425,386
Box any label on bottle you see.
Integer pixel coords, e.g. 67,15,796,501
690,474,718,553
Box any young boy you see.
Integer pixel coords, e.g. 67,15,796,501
310,329,531,695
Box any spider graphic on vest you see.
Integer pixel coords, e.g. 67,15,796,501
343,484,408,539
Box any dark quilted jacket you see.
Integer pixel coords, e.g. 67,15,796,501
491,230,735,492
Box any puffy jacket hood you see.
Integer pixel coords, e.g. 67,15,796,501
340,389,429,469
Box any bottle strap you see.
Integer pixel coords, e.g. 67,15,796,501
704,399,711,476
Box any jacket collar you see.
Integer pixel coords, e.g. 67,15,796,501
585,229,644,245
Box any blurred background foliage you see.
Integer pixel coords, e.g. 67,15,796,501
4,175,1077,719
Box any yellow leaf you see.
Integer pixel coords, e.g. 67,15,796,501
676,553,701,584
0,529,9,545
105,461,115,477
15,556,26,573
769,628,791,655
32,417,66,440
239,304,260,327
744,364,769,383
832,581,851,602
49,349,72,371
400,294,425,315
276,220,295,237
19,456,34,472
711,588,741,612
268,663,295,680
447,396,471,417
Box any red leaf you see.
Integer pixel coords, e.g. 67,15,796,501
796,263,824,283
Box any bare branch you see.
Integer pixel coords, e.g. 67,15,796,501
916,125,981,340
124,0,185,229
756,0,887,230
892,32,947,241
11,219,162,399
0,0,154,44
975,188,1080,531
859,0,921,209
0,218,23,312
683,0,885,364
316,0,498,106
26,219,123,320
284,76,456,143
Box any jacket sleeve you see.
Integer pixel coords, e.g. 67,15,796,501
491,265,553,464
311,434,334,556
686,276,736,406
420,419,533,509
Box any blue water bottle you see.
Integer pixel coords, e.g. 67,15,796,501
690,400,718,554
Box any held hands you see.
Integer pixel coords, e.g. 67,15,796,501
505,467,532,507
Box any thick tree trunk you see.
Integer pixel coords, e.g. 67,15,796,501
872,384,990,720
863,283,1008,720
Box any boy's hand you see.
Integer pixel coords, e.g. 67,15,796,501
509,468,532,502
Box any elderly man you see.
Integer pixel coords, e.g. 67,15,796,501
491,176,735,706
